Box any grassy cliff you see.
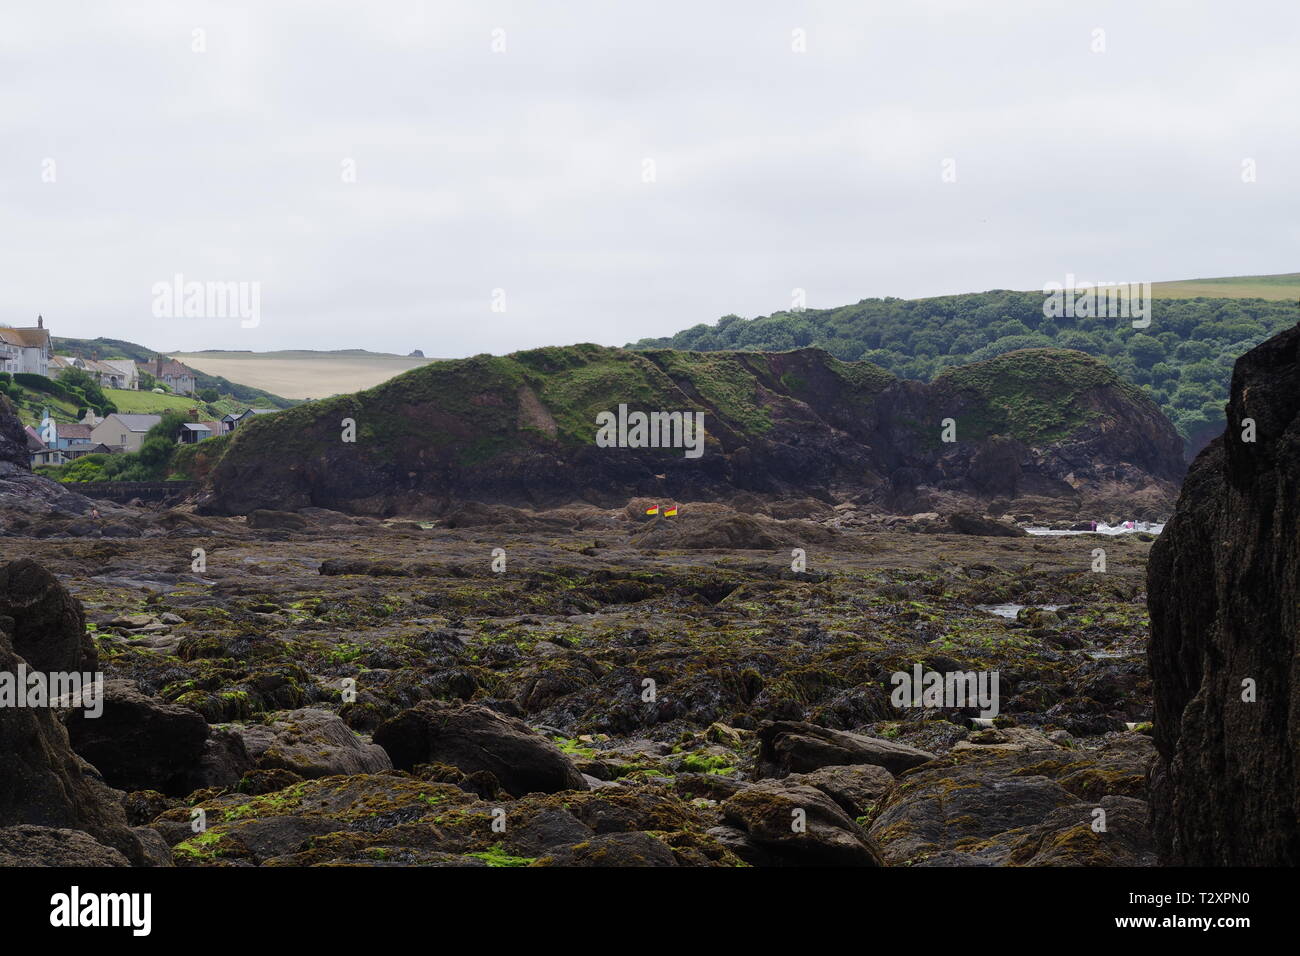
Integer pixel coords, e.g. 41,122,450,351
184,342,1183,516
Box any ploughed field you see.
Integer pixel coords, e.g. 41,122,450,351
6,504,1160,867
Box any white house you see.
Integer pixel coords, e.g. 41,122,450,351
50,354,140,390
0,316,52,376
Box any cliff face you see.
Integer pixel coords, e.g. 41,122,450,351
0,392,141,535
0,396,31,473
1147,321,1300,865
192,345,1185,517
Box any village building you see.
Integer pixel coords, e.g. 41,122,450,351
137,357,198,396
23,425,51,467
90,413,162,453
177,421,224,444
54,422,94,449
49,352,139,390
221,407,277,432
0,316,52,377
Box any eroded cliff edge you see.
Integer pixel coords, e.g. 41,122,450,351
1147,321,1300,865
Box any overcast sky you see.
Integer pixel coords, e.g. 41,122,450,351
2,1,1296,356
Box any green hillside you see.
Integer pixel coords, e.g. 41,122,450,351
630,287,1297,454
182,342,1187,517
1,376,250,430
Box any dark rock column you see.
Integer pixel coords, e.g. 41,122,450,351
1147,322,1300,865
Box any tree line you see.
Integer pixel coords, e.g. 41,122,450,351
629,291,1296,454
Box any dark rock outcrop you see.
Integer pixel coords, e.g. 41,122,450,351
1147,321,1300,865
720,780,883,866
191,346,1185,518
230,708,392,779
944,512,1027,537
0,825,132,867
63,679,209,796
756,720,936,777
0,559,96,674
374,701,589,796
246,509,310,531
869,733,1156,866
0,631,146,864
0,396,141,537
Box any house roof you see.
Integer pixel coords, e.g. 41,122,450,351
180,423,212,432
138,358,195,378
105,413,162,432
224,408,276,422
0,327,51,349
57,423,93,440
80,358,128,376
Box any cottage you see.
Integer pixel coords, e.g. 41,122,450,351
23,425,50,467
90,413,162,453
54,422,94,449
0,316,52,376
176,421,222,444
221,407,277,432
137,357,198,396
86,358,139,390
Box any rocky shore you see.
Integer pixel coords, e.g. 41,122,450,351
1,498,1161,866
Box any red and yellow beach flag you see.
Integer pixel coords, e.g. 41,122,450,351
645,504,660,515
663,505,678,517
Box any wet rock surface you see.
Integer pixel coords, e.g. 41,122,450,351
0,619,147,864
0,493,1169,866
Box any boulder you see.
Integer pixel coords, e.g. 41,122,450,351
781,763,896,818
374,701,588,796
0,558,96,673
756,720,936,777
246,509,310,531
184,727,256,792
868,739,1156,866
536,831,679,867
232,708,392,779
945,512,1027,537
721,780,883,866
1147,321,1300,865
64,679,209,795
0,825,132,867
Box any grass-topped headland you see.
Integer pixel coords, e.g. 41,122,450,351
182,341,1184,518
